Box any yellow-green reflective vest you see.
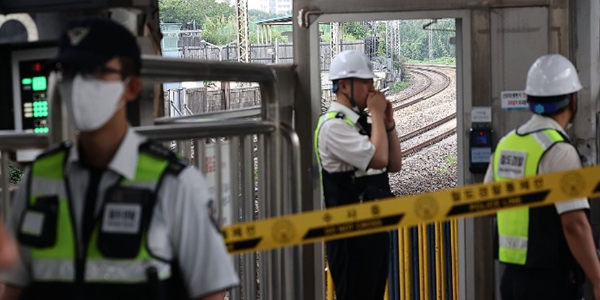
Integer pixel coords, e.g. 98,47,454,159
495,129,576,269
20,142,187,300
314,111,392,207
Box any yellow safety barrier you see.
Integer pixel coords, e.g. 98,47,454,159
222,165,600,254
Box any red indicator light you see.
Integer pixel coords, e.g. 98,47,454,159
479,131,484,136
34,62,42,72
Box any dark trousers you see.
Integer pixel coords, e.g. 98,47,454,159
500,264,583,300
326,232,390,300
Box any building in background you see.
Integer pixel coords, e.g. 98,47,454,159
249,0,290,14
274,0,290,14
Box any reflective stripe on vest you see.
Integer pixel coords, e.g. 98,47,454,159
494,129,565,265
29,146,171,283
314,111,355,166
313,111,385,176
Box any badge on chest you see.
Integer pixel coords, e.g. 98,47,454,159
98,186,154,258
102,203,142,234
497,150,528,178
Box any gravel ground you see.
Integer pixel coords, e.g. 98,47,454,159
388,67,458,196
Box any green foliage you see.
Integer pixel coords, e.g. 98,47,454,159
159,0,234,24
435,154,457,174
390,77,412,94
204,81,217,88
9,164,23,185
398,19,455,62
445,155,457,165
405,57,456,66
343,22,367,41
202,15,237,45
159,1,295,45
248,10,287,23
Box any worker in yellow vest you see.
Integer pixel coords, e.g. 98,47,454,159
315,50,402,300
485,54,600,300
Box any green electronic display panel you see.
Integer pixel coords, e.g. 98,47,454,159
19,60,49,133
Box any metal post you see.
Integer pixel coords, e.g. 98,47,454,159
1,151,10,220
275,38,279,64
242,135,256,300
293,2,325,298
215,139,223,225
228,136,241,300
258,134,273,300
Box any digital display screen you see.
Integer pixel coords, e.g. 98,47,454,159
19,59,49,133
475,134,488,145
472,130,491,146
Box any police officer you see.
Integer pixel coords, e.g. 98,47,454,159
315,50,402,300
486,54,600,300
1,17,239,300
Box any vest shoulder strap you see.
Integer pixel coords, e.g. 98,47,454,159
138,140,187,178
35,142,71,161
314,111,355,166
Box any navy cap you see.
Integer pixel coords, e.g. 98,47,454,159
50,17,141,74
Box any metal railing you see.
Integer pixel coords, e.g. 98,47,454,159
140,56,300,299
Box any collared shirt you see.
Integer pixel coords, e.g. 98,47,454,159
484,114,589,214
2,127,239,298
317,102,376,172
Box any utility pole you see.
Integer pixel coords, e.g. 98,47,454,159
330,22,343,59
428,20,433,63
235,0,250,62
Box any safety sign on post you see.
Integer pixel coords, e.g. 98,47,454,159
222,165,600,254
501,91,528,110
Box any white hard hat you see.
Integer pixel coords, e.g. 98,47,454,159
329,50,375,81
525,54,582,96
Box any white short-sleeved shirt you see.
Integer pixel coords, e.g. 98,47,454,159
484,114,589,214
317,102,376,172
2,127,239,298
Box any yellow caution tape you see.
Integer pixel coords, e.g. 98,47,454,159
222,165,600,254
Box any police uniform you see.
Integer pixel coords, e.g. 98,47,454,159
485,114,588,300
2,128,239,299
315,102,391,300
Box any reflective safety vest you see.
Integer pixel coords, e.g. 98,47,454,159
495,129,577,269
314,111,392,207
18,141,188,300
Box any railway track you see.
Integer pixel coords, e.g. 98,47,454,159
402,127,457,157
391,66,456,157
399,113,456,143
391,67,451,112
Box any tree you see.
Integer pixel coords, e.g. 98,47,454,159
344,22,367,41
202,15,236,45
158,0,234,25
398,19,455,62
248,9,287,23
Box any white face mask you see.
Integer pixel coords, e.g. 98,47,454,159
58,74,126,132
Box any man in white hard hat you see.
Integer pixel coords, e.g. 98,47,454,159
485,54,600,299
314,50,402,300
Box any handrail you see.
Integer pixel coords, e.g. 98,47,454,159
280,123,302,212
141,55,276,83
0,132,49,150
134,119,276,140
154,106,262,124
